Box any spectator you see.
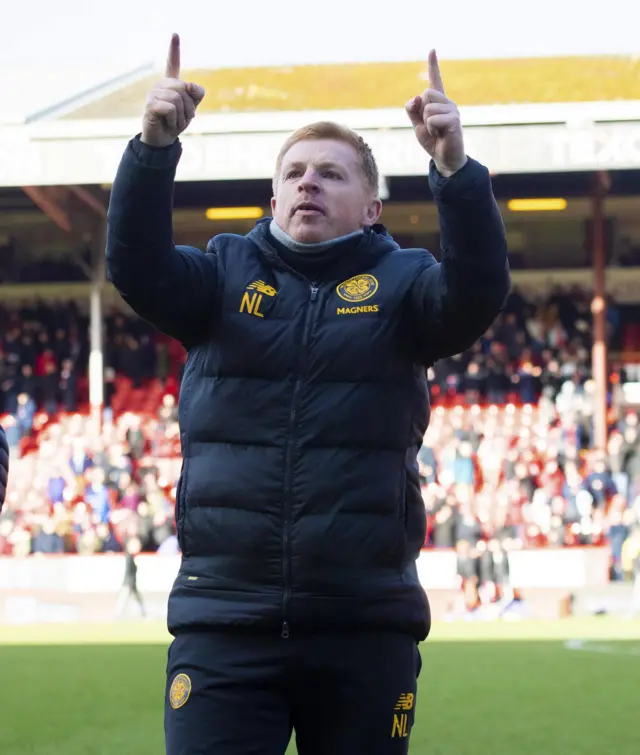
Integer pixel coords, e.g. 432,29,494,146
32,519,64,554
59,358,77,412
16,393,36,438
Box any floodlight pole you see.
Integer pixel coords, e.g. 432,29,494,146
89,220,106,432
591,171,611,453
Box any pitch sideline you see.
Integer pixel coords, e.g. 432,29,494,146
564,638,640,657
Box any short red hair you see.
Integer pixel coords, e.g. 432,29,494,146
274,121,379,195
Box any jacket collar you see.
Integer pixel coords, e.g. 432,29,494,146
246,217,399,282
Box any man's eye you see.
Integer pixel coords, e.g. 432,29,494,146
286,171,301,179
324,171,342,179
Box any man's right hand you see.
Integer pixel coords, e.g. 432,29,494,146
141,33,205,148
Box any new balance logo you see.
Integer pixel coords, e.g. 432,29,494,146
391,693,414,738
394,693,414,711
247,280,277,297
239,280,277,318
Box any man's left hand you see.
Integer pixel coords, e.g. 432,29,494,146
405,49,467,178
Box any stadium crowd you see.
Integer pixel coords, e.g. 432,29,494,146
0,299,185,419
0,288,639,598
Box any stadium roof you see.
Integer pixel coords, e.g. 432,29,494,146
0,62,154,125
57,55,640,120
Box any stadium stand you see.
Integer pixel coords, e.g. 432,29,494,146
0,300,185,418
1,50,640,618
1,287,639,607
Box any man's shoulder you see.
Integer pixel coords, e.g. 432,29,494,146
368,227,438,271
205,230,262,260
380,245,439,274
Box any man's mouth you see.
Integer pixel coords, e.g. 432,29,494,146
293,202,324,216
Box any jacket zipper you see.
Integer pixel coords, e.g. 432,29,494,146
281,282,319,639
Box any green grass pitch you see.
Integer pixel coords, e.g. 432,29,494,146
1,617,638,754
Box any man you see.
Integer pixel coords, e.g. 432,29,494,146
116,536,146,618
106,33,509,755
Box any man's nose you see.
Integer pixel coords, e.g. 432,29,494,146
298,170,320,192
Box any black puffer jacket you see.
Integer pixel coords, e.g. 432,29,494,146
107,136,510,641
0,424,8,511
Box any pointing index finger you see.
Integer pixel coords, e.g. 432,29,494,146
165,33,180,79
428,49,445,95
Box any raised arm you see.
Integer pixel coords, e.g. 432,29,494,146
408,158,510,363
403,50,510,363
106,34,216,348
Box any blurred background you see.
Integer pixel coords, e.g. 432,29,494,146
2,0,640,622
0,3,639,753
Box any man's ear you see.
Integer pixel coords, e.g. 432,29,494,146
366,198,383,226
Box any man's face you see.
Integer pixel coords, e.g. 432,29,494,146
271,138,382,244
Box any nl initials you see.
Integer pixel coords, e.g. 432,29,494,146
240,292,265,318
391,713,409,738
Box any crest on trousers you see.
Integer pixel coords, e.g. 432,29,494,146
169,673,192,709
